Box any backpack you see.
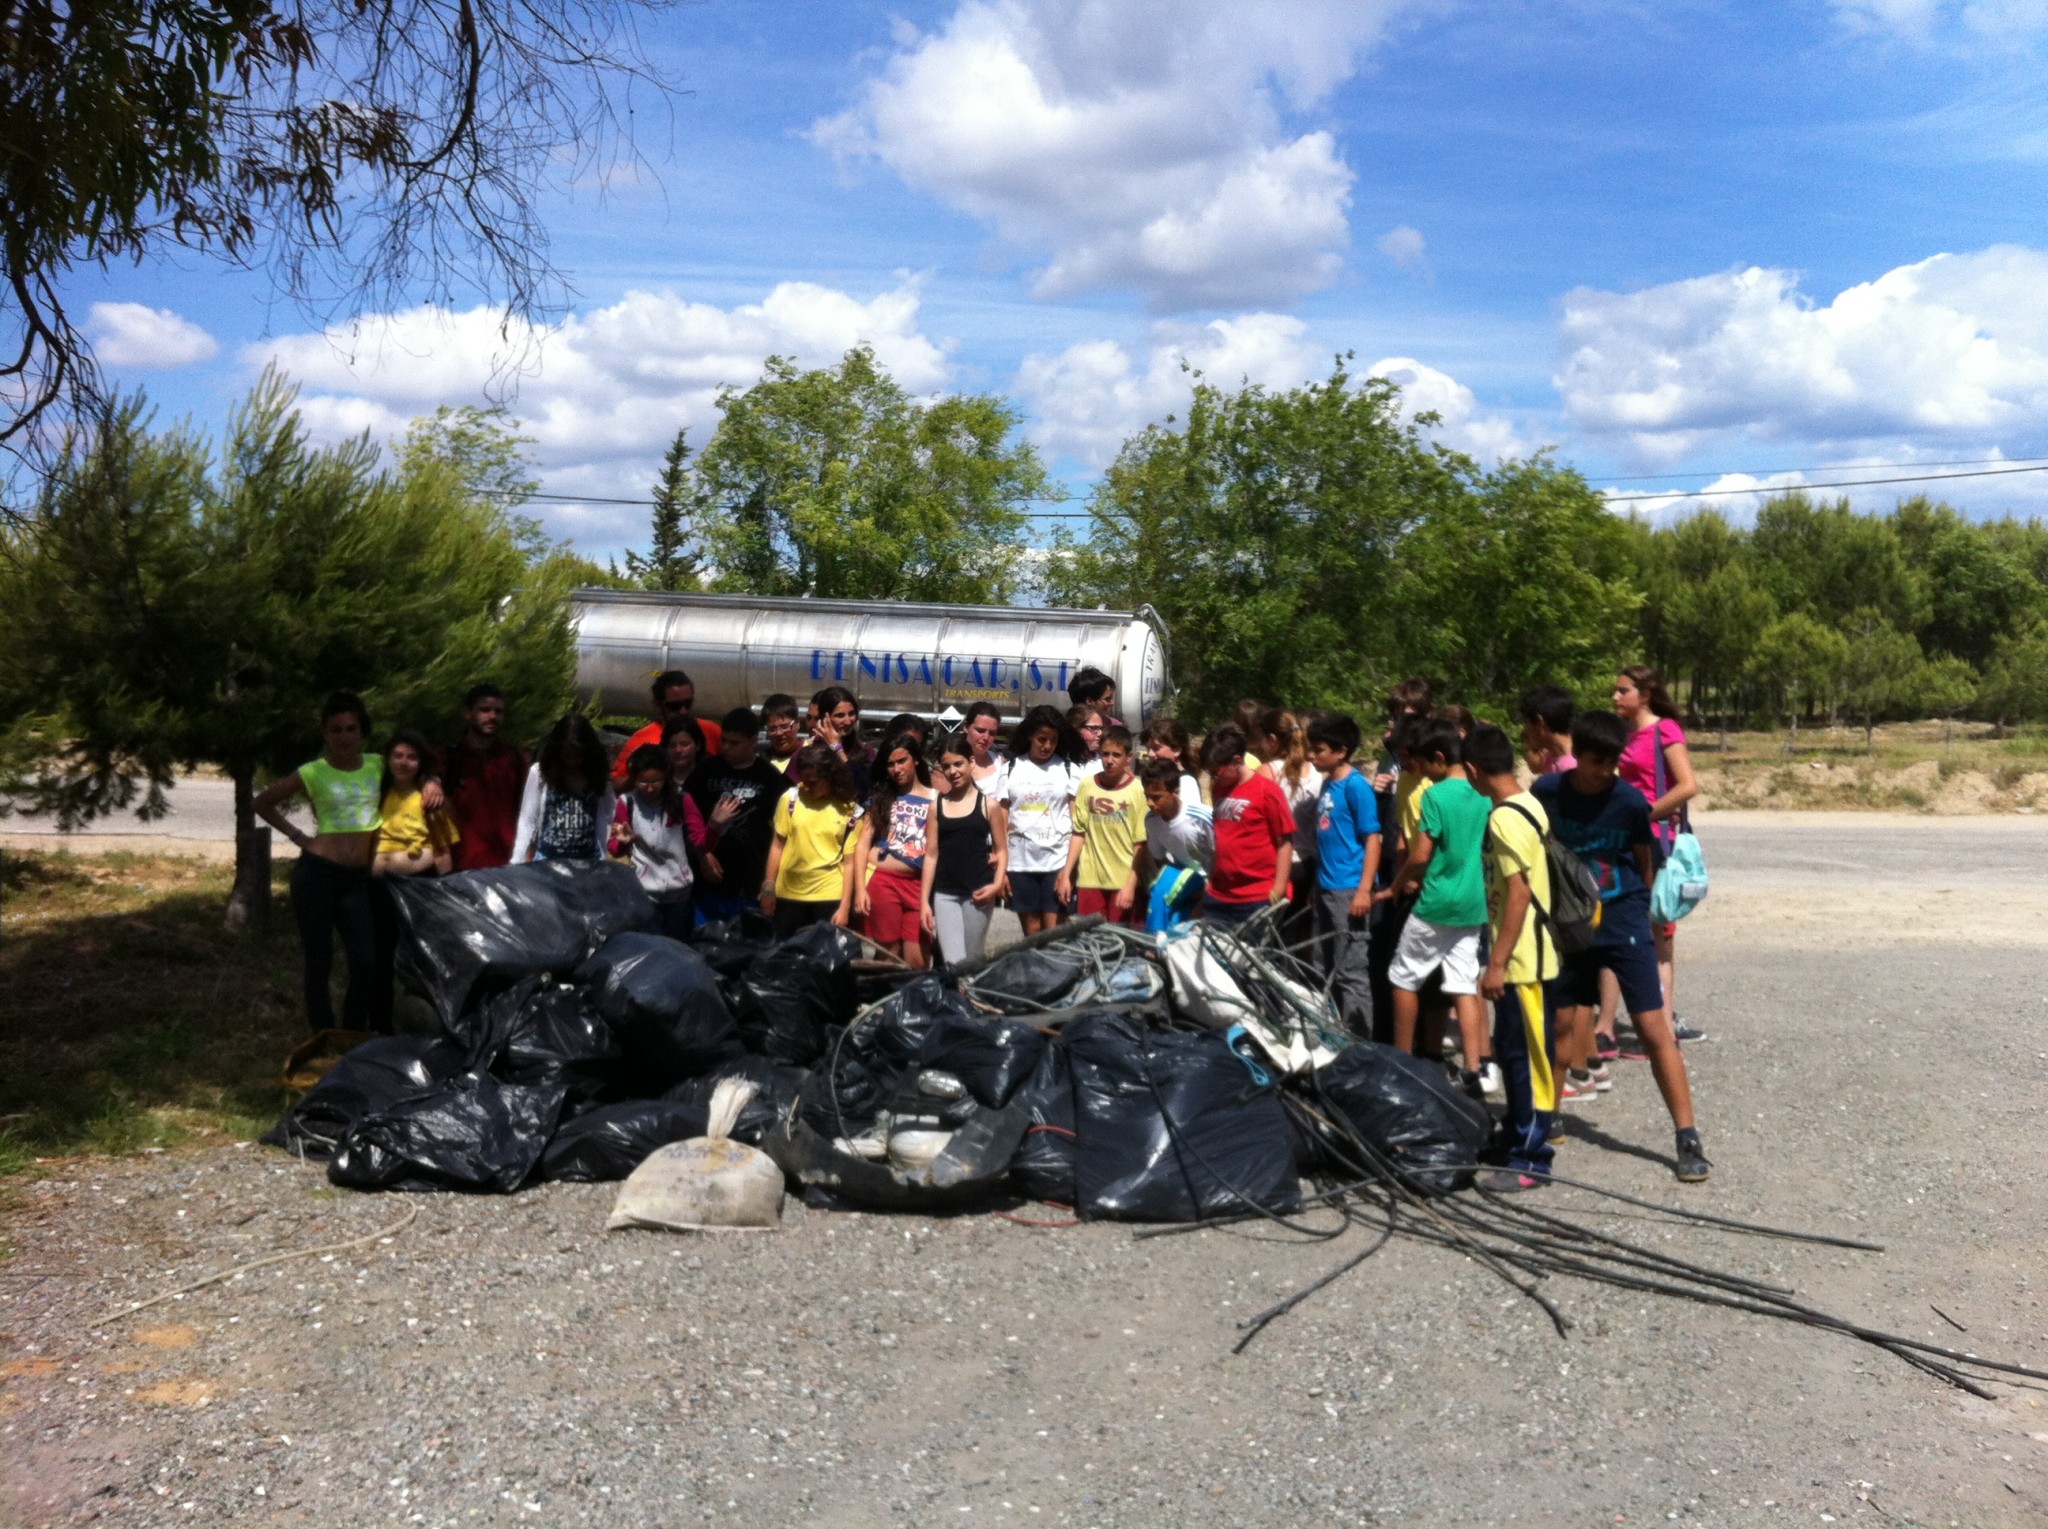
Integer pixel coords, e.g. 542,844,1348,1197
1493,800,1603,955
1647,718,1710,925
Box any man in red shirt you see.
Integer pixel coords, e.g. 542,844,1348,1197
1199,723,1293,926
441,684,529,870
611,669,723,783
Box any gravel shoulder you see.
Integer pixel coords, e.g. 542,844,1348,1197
4,820,2048,1527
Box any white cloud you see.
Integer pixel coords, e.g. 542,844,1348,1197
89,303,219,370
1555,244,2048,463
1376,225,1429,274
814,0,1422,310
1018,314,1322,466
1017,318,1521,469
1834,0,2048,40
1366,356,1525,461
247,281,951,546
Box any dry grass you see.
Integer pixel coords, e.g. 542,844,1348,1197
1689,721,2048,813
0,849,305,1179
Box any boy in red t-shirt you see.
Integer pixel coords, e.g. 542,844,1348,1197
1199,723,1293,927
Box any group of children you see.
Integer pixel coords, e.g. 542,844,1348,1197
270,657,1708,1187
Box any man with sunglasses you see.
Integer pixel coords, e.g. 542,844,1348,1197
611,669,723,783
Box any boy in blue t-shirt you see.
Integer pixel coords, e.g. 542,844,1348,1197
1305,713,1381,1030
1532,711,1709,1184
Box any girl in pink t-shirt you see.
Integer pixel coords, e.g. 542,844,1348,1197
1615,666,1701,1040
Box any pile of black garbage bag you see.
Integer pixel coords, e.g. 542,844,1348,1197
264,862,1489,1222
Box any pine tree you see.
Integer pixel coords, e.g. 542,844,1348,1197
624,429,701,591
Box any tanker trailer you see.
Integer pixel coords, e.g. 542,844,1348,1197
571,589,1171,727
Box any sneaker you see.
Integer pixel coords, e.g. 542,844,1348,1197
1587,1060,1613,1093
1477,1061,1505,1101
1477,1167,1547,1193
1674,1129,1711,1183
1559,1070,1599,1105
1457,1068,1486,1102
1673,1017,1708,1043
1594,1032,1621,1062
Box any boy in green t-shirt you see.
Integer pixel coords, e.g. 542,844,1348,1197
1375,718,1496,1095
1063,726,1148,925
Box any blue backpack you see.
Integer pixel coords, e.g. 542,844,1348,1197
1647,720,1709,923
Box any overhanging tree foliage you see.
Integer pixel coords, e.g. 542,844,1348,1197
1,0,676,447
0,372,580,926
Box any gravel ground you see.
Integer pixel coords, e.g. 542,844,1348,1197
5,816,2048,1527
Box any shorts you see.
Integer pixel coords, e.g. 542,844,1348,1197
771,898,840,939
1076,886,1139,925
1550,929,1663,1015
864,868,924,944
1386,914,1483,996
1008,869,1068,915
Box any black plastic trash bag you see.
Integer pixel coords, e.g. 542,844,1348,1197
798,1044,889,1141
733,923,861,1065
327,1071,566,1192
967,943,1091,1014
1065,1012,1301,1223
576,933,743,1091
390,861,653,1028
690,914,779,982
1308,1041,1491,1195
1007,1043,1077,1206
262,1035,467,1159
914,1012,1047,1109
852,973,980,1072
537,1098,711,1182
461,976,626,1111
664,1055,806,1145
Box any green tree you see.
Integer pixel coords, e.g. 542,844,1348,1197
1046,359,1469,720
0,374,579,926
1979,623,2048,735
2,0,675,446
622,428,701,591
694,348,1046,602
1390,456,1642,709
1751,495,1930,635
1659,559,1777,745
1836,608,1924,749
1913,654,1978,748
1746,613,1848,755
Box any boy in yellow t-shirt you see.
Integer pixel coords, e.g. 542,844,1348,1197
1467,724,1559,1191
1063,727,1148,925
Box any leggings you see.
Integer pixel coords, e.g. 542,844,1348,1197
931,891,993,967
290,854,383,1033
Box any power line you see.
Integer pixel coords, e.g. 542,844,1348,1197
1584,453,2048,485
511,457,2048,515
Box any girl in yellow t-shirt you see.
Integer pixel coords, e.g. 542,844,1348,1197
374,730,459,878
760,743,860,938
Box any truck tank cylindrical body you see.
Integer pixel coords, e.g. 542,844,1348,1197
571,590,1171,727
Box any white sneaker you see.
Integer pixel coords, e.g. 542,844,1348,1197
1559,1071,1600,1105
1478,1062,1505,1101
1587,1060,1613,1093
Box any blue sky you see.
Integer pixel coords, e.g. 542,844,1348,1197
72,0,2048,555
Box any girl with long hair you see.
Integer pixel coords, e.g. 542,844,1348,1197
373,728,457,879
1614,665,1702,1042
609,743,713,940
853,733,937,967
511,714,615,863
922,734,1008,965
999,704,1081,934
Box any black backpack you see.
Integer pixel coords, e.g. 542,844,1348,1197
1492,801,1603,956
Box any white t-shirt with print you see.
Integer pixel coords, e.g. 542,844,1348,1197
1000,756,1080,873
1145,801,1215,874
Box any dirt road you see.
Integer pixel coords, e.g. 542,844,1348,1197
3,815,2047,1527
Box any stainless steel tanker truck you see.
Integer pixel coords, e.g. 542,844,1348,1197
570,589,1172,727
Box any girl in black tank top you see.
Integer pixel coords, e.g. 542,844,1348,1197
924,739,1010,967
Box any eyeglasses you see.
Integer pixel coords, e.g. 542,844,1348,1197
1079,722,1104,733
662,697,693,712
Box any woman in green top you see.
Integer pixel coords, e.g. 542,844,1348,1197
255,691,393,1033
